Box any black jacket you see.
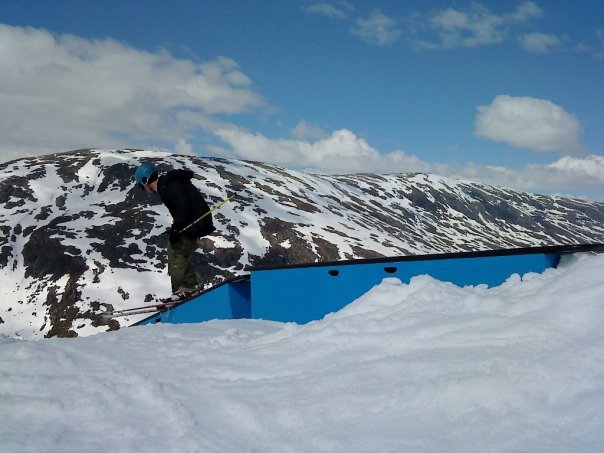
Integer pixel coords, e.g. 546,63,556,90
157,169,215,239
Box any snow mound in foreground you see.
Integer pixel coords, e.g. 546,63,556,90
1,252,604,452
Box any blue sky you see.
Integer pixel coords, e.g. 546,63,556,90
1,1,603,199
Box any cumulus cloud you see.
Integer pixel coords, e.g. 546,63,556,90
573,29,604,59
303,3,401,47
2,24,601,199
174,139,194,155
305,2,544,50
412,1,543,49
475,95,583,153
211,125,374,170
454,155,604,196
202,120,604,198
291,120,329,140
303,2,354,20
352,10,401,46
206,124,413,173
0,24,264,161
520,32,564,52
548,155,604,181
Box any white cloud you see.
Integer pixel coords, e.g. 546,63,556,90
352,10,401,46
475,95,583,153
548,155,604,181
1,24,601,199
212,125,372,169
0,24,264,161
303,2,353,20
413,1,543,49
507,1,544,22
430,5,503,48
573,29,604,58
520,33,564,52
291,120,328,140
174,139,194,155
208,124,413,173
452,155,604,196
203,121,603,198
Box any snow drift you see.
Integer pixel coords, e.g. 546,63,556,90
1,251,603,451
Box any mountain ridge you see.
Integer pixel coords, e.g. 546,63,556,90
1,148,603,338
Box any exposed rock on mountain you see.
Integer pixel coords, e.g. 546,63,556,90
1,149,603,338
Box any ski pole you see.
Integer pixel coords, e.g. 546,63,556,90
177,192,239,234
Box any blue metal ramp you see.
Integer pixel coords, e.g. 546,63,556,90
250,247,560,324
135,243,603,327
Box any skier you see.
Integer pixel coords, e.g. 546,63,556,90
134,162,215,300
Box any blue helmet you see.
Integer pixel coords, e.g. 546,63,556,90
134,162,158,188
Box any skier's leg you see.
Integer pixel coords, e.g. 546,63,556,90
167,236,199,293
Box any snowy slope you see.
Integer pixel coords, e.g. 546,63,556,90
1,251,604,452
1,148,604,339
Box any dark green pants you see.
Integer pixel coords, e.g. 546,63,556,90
167,235,199,293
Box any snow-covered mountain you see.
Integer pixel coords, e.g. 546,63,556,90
1,148,603,339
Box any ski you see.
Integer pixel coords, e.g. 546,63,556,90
103,288,206,319
102,301,182,319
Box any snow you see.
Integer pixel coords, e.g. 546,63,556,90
2,251,604,452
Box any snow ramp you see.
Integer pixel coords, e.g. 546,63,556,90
135,243,604,327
